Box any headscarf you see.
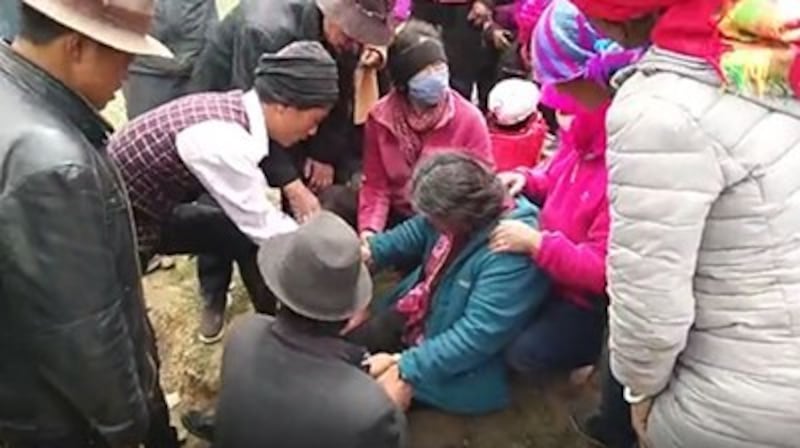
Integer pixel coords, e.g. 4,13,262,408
532,0,643,86
254,41,340,108
569,0,800,98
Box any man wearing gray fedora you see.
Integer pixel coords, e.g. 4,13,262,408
0,0,179,447
210,211,407,448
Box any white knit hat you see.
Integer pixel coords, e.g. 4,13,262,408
488,78,541,126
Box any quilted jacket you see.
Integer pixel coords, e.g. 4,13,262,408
606,48,800,448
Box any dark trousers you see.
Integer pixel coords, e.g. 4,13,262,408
196,182,359,314
346,308,408,354
142,195,280,314
412,0,495,109
505,297,606,375
590,347,637,448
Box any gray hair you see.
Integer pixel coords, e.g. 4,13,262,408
411,152,506,231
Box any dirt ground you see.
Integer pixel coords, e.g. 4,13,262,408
142,259,599,448
104,1,600,445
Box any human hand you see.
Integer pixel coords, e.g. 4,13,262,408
360,232,374,265
365,352,399,377
467,0,492,26
283,179,320,223
631,398,654,448
305,159,335,192
497,171,526,196
341,307,371,335
377,364,413,410
489,219,541,254
360,47,385,69
491,28,514,50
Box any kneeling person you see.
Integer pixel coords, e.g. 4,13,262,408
214,212,407,448
109,41,337,315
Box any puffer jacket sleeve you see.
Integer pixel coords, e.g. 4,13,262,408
370,216,433,270
606,91,726,396
0,165,151,447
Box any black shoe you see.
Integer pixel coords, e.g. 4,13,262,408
181,410,215,442
570,413,609,447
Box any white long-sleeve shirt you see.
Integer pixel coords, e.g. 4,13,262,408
175,90,298,244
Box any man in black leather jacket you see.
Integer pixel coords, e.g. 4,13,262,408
0,2,178,447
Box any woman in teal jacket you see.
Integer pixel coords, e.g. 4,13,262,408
351,152,550,415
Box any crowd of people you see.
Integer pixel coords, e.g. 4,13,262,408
0,0,799,447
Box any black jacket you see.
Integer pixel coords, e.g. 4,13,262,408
189,0,360,187
214,315,407,448
0,44,160,447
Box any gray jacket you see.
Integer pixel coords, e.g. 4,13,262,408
607,48,800,448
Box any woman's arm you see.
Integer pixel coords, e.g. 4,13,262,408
369,216,433,271
359,118,392,234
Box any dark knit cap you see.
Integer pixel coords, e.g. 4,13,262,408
388,20,448,89
254,41,340,108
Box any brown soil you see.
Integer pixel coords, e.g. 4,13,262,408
143,258,599,448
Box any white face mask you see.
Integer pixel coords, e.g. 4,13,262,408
555,111,575,131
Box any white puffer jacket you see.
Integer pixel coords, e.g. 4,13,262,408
606,48,800,448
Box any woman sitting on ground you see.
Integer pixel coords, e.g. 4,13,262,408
358,20,493,240
490,0,641,382
348,152,549,415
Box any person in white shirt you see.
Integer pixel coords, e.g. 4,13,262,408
108,41,342,342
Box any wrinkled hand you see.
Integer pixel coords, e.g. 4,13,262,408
377,365,413,410
491,28,513,50
341,307,371,335
305,159,335,192
497,171,526,196
467,0,492,26
631,399,654,448
365,352,399,378
360,47,385,69
489,219,541,254
284,179,320,223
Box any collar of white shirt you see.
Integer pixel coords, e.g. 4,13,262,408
243,89,269,157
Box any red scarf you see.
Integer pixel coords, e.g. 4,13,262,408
388,90,453,165
570,0,800,98
395,234,456,345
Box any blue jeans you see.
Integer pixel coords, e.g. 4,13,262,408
506,296,606,375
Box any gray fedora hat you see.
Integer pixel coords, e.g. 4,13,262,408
316,0,394,46
258,211,372,321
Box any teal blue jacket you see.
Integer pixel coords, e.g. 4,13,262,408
370,198,550,415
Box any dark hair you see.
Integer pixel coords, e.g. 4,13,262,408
277,305,347,337
388,20,447,90
18,4,71,45
411,152,507,232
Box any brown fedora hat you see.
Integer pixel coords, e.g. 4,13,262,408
22,0,172,58
316,0,394,46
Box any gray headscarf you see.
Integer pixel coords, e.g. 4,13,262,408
254,41,340,109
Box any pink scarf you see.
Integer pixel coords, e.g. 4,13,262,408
388,90,453,165
395,234,455,345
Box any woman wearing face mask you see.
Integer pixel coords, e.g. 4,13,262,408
489,0,641,383
358,20,494,242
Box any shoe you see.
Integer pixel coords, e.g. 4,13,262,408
181,410,215,442
198,300,226,345
570,413,609,448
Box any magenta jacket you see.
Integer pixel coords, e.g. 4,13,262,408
359,90,494,233
521,104,609,308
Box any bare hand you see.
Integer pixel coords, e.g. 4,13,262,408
631,399,655,448
467,1,492,26
360,47,385,69
377,365,413,410
360,232,374,266
341,307,371,335
304,159,335,192
491,28,514,50
497,171,526,196
489,219,541,254
284,180,320,223
365,352,398,377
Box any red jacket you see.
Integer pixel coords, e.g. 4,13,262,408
358,90,494,233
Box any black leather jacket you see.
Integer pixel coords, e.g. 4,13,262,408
0,44,159,447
